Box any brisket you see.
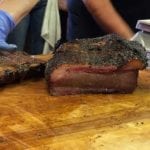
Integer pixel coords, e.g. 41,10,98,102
45,34,147,96
0,50,46,85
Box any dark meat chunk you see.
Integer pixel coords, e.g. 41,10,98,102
45,34,147,96
0,50,46,85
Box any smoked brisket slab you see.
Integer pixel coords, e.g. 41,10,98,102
45,34,147,96
0,50,46,85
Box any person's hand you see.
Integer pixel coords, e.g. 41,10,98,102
0,10,17,50
0,41,17,50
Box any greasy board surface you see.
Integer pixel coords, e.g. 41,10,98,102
0,70,150,150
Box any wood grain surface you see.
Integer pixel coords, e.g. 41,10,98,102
0,70,150,150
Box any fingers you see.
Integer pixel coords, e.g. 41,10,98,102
0,41,17,50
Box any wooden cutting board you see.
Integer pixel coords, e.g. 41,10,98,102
0,69,149,150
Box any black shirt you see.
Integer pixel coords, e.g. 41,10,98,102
67,0,150,40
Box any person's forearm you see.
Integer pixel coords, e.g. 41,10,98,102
82,0,134,39
0,0,39,23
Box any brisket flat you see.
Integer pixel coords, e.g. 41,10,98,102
45,34,147,96
0,50,46,85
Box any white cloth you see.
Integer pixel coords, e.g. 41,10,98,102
136,19,150,33
131,19,150,51
41,0,61,54
131,31,150,51
131,19,150,69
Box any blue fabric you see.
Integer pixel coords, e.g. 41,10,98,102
7,0,47,54
0,10,17,50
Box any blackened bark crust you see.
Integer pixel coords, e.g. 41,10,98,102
45,34,147,80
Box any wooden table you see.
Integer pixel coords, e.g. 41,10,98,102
0,70,150,150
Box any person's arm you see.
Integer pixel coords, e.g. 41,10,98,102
0,0,39,23
0,0,39,50
82,0,134,40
